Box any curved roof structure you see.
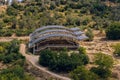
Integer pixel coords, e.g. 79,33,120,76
30,33,78,47
31,29,75,40
29,25,88,53
31,25,70,36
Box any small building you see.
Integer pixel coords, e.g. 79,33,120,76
29,25,88,54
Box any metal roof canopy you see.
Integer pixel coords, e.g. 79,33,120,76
77,35,88,40
29,26,88,48
74,31,84,35
31,29,74,40
32,25,68,35
29,33,78,47
70,27,80,31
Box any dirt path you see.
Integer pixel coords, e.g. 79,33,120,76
20,44,71,80
0,36,29,42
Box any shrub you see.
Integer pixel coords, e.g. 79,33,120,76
11,2,24,11
86,28,94,41
15,29,33,36
0,65,34,80
6,6,18,16
70,66,99,80
3,54,14,63
0,40,25,64
106,22,120,40
94,53,114,69
39,49,89,72
0,54,4,61
0,46,4,53
0,21,6,29
91,67,111,79
78,47,86,54
113,43,120,56
0,29,14,37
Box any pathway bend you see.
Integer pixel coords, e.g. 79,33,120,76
20,44,71,80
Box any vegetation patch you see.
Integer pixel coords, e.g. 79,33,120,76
0,40,35,80
70,53,114,80
0,0,120,36
39,47,89,72
106,22,120,40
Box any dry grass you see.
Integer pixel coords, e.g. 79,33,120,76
0,5,7,14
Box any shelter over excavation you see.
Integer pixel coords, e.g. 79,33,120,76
29,25,88,54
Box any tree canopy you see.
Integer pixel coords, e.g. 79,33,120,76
70,66,99,80
94,53,114,69
106,22,120,40
39,48,89,72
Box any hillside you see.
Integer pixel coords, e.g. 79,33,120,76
0,0,120,36
0,0,120,80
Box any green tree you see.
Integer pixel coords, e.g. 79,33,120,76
39,49,89,72
94,53,114,69
106,22,120,40
113,43,120,56
0,65,34,80
6,6,18,16
91,67,112,79
39,49,56,67
70,66,99,80
0,21,6,29
0,46,4,53
78,47,86,54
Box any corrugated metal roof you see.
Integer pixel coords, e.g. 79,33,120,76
29,34,78,47
32,25,68,35
31,29,74,40
74,31,84,35
70,27,80,31
77,35,88,40
29,26,88,48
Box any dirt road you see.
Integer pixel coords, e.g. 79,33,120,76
0,36,29,42
20,44,71,80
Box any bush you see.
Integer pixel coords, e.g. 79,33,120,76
6,6,18,16
91,67,111,79
3,54,14,63
39,49,89,72
0,54,4,61
11,2,24,11
39,49,55,67
0,46,4,53
0,21,6,29
0,40,25,64
0,29,14,37
106,22,120,40
15,29,33,36
113,43,120,56
70,66,99,80
90,53,114,79
86,28,94,41
78,47,86,54
94,53,114,69
0,65,34,80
